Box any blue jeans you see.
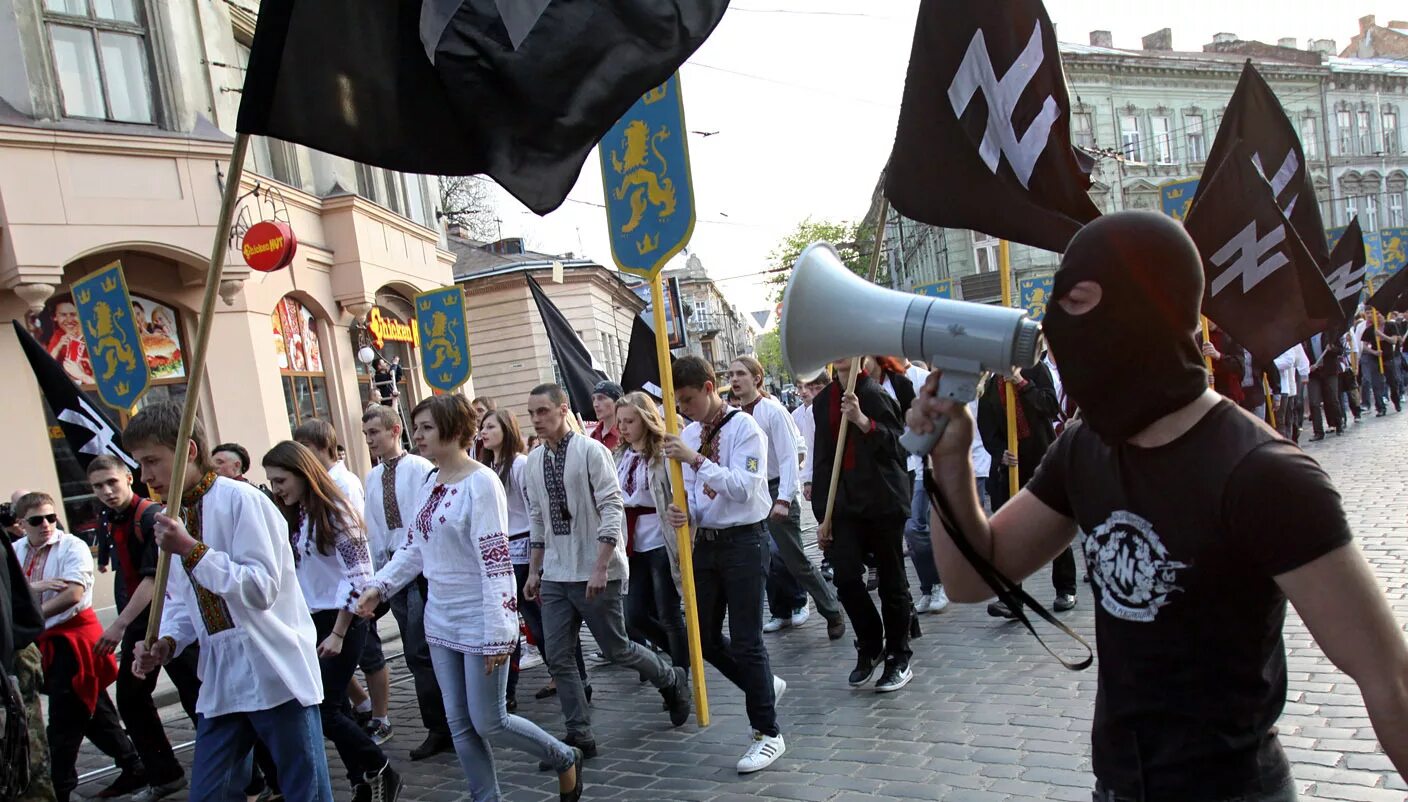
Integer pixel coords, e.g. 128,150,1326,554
624,546,689,669
431,646,574,802
904,472,940,594
189,699,334,802
694,522,778,737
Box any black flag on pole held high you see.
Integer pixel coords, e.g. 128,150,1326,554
13,321,140,475
526,276,609,420
621,313,672,402
1325,218,1370,321
885,0,1101,253
1192,61,1330,269
236,0,730,215
1367,264,1408,314
1184,141,1341,363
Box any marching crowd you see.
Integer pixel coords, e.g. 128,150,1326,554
3,212,1407,802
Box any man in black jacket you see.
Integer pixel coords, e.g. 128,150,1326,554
977,362,1078,616
1304,332,1343,441
812,358,915,693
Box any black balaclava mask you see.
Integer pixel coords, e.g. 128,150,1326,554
1041,211,1209,444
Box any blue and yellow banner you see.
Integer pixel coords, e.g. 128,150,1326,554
415,286,471,393
71,261,149,411
1160,177,1200,221
913,279,955,299
1331,226,1386,280
1381,227,1408,280
1019,275,1055,321
599,73,696,278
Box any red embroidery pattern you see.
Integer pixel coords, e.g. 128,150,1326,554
479,531,512,579
181,473,235,635
411,484,449,547
502,595,518,613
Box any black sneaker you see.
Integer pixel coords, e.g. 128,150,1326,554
97,768,150,798
539,734,597,771
410,732,453,761
874,658,914,693
1053,593,1077,612
360,762,402,802
987,600,1017,619
820,559,834,583
661,666,692,726
847,644,882,686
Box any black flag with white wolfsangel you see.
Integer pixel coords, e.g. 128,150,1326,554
1325,218,1369,322
1367,263,1408,315
1192,60,1330,269
1184,141,1341,363
885,0,1101,253
620,313,670,402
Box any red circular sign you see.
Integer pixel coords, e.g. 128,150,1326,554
242,221,297,272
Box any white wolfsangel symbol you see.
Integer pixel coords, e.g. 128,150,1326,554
1251,150,1300,217
1324,259,1367,301
948,21,1060,189
1209,219,1290,297
58,396,135,467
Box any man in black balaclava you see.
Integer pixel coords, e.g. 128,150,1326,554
907,212,1408,802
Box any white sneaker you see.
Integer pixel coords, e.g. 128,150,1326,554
789,605,810,627
762,616,786,633
587,650,612,666
773,675,787,703
929,586,950,613
736,731,786,773
917,594,933,612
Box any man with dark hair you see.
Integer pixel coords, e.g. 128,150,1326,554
127,402,342,802
590,381,624,451
87,455,201,800
523,383,691,761
911,211,1408,801
211,443,253,481
663,356,786,773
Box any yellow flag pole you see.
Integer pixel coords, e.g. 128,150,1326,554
1200,317,1215,378
1367,278,1386,375
998,240,1019,501
651,274,708,726
1263,375,1277,429
821,200,889,533
145,133,250,645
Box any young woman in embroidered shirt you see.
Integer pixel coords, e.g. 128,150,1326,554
261,441,400,800
357,395,583,802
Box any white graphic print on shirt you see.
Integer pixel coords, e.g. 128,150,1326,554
1083,510,1190,623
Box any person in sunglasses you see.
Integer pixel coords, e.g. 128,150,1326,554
14,491,145,801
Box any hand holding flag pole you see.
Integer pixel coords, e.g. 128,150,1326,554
998,241,1020,500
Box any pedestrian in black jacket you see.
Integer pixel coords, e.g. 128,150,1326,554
811,359,915,693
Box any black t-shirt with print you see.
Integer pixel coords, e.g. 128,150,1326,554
1026,400,1351,802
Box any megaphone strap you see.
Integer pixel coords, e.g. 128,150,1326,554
922,469,1094,672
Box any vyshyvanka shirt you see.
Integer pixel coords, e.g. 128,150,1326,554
290,509,374,613
680,407,771,529
364,452,434,565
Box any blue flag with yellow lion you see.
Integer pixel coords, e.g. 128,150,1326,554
415,286,471,393
71,261,149,411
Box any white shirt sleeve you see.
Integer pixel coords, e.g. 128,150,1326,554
473,474,518,655
695,417,769,503
768,404,801,502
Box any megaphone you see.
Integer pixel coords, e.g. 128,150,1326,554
781,242,1042,455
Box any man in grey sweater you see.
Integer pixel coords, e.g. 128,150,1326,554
523,383,692,758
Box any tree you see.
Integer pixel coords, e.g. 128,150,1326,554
754,329,784,386
437,175,498,239
766,217,884,302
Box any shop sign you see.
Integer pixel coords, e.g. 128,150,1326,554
242,221,297,272
368,307,418,349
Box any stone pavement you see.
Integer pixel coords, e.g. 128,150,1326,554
75,407,1408,801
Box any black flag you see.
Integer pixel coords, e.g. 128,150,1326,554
526,276,608,419
1325,218,1369,321
237,0,729,215
13,321,139,475
620,313,672,402
1184,141,1340,363
885,0,1101,253
1192,61,1330,269
1367,264,1408,314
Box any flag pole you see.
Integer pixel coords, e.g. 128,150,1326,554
145,133,250,646
1263,375,1277,429
651,274,709,727
1367,277,1386,375
821,200,888,533
1200,317,1215,377
998,240,1019,500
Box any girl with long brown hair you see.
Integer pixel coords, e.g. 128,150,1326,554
260,440,398,798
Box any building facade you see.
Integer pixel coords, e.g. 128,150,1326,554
0,0,456,530
663,254,755,371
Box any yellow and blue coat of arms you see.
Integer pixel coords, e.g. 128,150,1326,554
71,261,149,412
1019,276,1054,322
414,286,471,393
599,73,696,279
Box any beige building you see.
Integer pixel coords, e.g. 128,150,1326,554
663,254,755,372
451,232,644,426
0,1,457,533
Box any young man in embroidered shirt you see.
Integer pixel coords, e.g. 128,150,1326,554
727,356,844,640
663,356,786,773
362,404,451,760
523,383,691,760
129,402,341,802
88,455,201,801
16,490,145,802
294,419,390,743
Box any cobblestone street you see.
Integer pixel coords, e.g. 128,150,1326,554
77,408,1408,801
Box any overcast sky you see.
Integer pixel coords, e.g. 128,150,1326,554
483,1,1388,317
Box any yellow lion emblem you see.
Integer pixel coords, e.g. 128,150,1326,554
1385,234,1406,271
424,310,461,370
1027,287,1049,321
84,301,137,381
610,119,677,254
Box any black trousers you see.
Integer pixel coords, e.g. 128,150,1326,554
830,514,912,661
43,637,141,802
1307,371,1343,436
117,626,202,785
311,610,387,785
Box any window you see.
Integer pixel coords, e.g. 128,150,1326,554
403,175,428,227
599,332,613,375
1390,192,1404,227
1185,114,1205,162
1150,116,1173,164
236,45,302,188
1119,115,1141,161
273,297,332,432
1071,112,1094,149
1358,111,1372,155
1365,196,1379,232
355,163,380,203
381,170,404,215
1384,111,1400,155
1345,195,1358,226
1338,110,1353,155
43,0,154,123
1301,118,1320,159
972,232,999,273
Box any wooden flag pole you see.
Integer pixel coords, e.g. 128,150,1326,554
821,199,889,532
1367,278,1386,375
145,134,250,646
1263,375,1277,429
998,240,1020,500
1200,317,1215,377
650,273,709,726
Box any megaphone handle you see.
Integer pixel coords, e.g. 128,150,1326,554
900,415,951,457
